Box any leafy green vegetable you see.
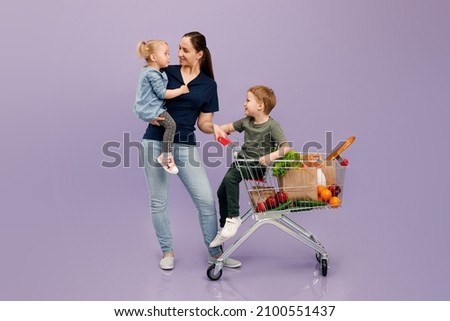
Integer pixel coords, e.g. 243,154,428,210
272,151,303,177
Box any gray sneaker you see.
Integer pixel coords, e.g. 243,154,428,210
160,256,175,270
208,255,242,268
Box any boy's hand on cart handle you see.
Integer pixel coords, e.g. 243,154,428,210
259,154,273,167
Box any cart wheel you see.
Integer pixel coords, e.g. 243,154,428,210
207,264,223,281
315,252,322,263
321,259,328,277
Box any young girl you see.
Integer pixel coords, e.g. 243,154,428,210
134,40,189,174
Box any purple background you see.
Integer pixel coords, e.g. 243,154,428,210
1,0,449,300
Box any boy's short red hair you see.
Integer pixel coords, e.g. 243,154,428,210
248,85,277,115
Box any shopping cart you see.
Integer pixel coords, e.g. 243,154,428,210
206,136,355,281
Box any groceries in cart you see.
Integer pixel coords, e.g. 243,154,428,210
247,150,348,214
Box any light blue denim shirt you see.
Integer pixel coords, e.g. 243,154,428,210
133,67,168,122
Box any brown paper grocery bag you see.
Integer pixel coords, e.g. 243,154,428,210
249,186,276,206
321,161,337,185
300,153,337,186
277,167,318,200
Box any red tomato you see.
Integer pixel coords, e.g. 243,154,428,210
255,201,266,213
265,196,278,209
276,191,289,204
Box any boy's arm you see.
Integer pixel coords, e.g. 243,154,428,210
259,142,291,166
197,114,234,137
219,122,235,135
271,142,291,159
164,85,189,99
213,122,235,142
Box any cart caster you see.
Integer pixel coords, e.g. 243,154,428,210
207,264,223,281
321,259,328,277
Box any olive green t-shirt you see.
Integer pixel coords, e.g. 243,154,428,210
233,116,288,159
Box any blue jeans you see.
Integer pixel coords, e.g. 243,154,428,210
141,139,221,256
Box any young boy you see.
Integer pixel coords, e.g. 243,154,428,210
210,85,291,247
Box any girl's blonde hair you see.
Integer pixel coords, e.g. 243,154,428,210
136,40,167,62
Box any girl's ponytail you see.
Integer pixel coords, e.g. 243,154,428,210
136,41,149,59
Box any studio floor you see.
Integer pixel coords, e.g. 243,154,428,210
4,186,447,302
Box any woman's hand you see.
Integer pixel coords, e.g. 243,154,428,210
213,124,227,141
150,116,165,126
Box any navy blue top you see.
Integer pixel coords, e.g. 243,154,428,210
143,65,219,145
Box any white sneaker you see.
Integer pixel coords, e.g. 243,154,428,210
209,230,228,247
220,217,241,238
157,154,178,174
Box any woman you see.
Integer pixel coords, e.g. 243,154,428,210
140,31,241,270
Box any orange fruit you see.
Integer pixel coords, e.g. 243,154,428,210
320,188,332,202
329,196,341,208
317,185,326,195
